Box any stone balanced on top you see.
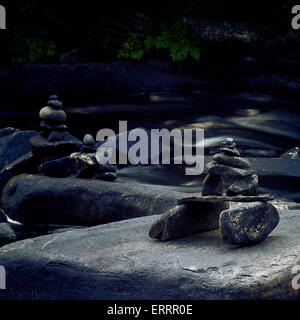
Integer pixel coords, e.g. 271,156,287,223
149,138,279,245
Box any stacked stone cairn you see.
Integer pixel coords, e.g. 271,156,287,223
149,138,279,246
27,95,117,181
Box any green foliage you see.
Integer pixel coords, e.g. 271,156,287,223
11,38,56,64
118,21,200,62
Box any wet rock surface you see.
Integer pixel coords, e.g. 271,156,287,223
0,223,17,246
0,209,299,300
219,202,280,245
202,173,224,196
1,174,196,226
226,174,258,196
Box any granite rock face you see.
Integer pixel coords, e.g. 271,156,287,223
149,202,229,241
0,210,299,300
219,202,280,245
1,174,196,226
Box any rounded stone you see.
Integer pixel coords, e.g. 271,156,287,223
219,202,280,245
202,174,224,196
48,131,66,142
206,161,249,178
212,153,251,169
94,171,117,181
47,100,63,110
40,121,68,132
83,134,95,146
39,107,67,123
226,174,258,196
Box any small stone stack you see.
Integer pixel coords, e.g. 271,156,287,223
81,134,97,153
30,95,82,161
203,138,258,197
39,95,68,142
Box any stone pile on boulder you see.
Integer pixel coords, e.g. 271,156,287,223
150,138,280,245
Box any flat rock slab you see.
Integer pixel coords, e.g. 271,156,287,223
1,174,197,226
0,209,299,300
178,195,274,205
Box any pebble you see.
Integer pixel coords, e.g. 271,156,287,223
40,121,68,132
219,147,240,157
83,134,95,146
206,161,249,178
202,173,224,196
47,100,63,110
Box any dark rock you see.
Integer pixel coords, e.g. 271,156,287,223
94,171,117,181
212,153,251,169
39,107,67,123
202,174,224,196
47,100,62,110
219,202,280,245
38,153,97,178
226,174,258,196
49,95,59,101
40,121,68,132
0,223,17,246
281,147,300,159
0,128,19,139
0,170,14,196
0,209,298,299
220,147,240,157
149,202,229,241
1,174,197,226
178,194,274,205
0,209,6,222
206,162,249,178
30,134,82,160
48,131,67,142
4,152,39,175
0,130,38,171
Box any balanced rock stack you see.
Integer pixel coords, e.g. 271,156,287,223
203,138,258,197
30,95,82,161
149,137,280,246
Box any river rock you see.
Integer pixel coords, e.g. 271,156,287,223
1,174,197,226
4,152,39,175
40,121,68,132
0,209,298,299
219,147,240,157
212,153,251,169
49,95,59,100
219,202,280,245
226,174,258,196
0,223,17,246
202,173,224,196
39,107,67,123
48,131,68,142
83,134,95,146
206,162,249,178
30,133,82,160
93,171,117,181
38,153,98,178
47,100,62,110
0,130,38,171
149,201,229,241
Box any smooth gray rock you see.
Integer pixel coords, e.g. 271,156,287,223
0,130,38,171
30,134,82,160
226,174,258,196
206,162,249,178
212,153,251,169
39,107,66,123
40,121,68,132
202,173,224,196
149,202,229,241
83,134,95,146
1,174,196,226
0,223,17,246
219,202,280,245
0,209,299,300
48,131,68,142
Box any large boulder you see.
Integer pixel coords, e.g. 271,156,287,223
0,209,299,299
1,174,196,226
